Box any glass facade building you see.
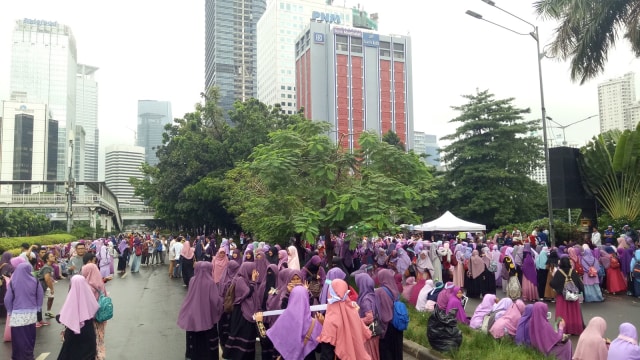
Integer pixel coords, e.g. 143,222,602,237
136,100,172,166
105,145,145,206
76,64,99,181
205,0,266,115
10,19,78,182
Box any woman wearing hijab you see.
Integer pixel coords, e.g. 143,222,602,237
218,260,240,351
445,286,469,325
529,302,572,360
212,248,229,284
394,247,412,278
515,304,534,346
491,297,513,322
435,281,455,311
535,246,549,301
481,247,497,295
451,246,464,287
177,262,223,360
4,262,43,358
97,240,112,279
544,249,560,300
277,250,289,271
260,285,323,360
469,294,497,329
223,262,260,360
130,237,142,273
489,245,502,288
520,245,538,302
466,250,486,298
266,246,279,265
573,317,608,360
355,273,380,360
56,275,99,360
375,248,388,269
231,248,242,264
375,269,403,360
608,323,640,360
416,279,434,312
502,252,521,300
180,241,196,287
302,255,326,304
318,278,372,360
603,246,627,294
490,299,525,339
401,277,416,301
81,263,108,360
116,239,130,275
582,246,604,302
287,246,300,270
243,249,254,263
429,243,443,282
320,268,346,306
0,251,13,317
550,257,585,335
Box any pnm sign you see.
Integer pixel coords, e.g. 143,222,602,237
312,11,341,24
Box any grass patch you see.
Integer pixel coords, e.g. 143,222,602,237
0,234,77,255
404,302,555,360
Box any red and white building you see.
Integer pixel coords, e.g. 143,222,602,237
295,22,414,150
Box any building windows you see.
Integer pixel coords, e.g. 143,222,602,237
281,94,286,98
336,35,348,52
379,41,391,57
287,94,292,98
281,85,286,90
287,102,292,106
393,42,405,60
351,37,362,53
287,86,292,90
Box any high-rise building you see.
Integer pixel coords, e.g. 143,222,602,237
205,0,266,114
76,64,99,181
295,22,413,151
105,145,145,206
0,101,58,195
414,132,440,167
598,72,636,132
10,19,77,182
258,1,376,115
136,100,172,166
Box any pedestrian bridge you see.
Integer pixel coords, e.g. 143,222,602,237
0,180,153,231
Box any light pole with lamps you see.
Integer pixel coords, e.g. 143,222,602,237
466,0,555,245
546,114,599,146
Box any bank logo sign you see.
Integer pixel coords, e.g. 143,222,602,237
314,33,325,44
312,11,341,24
363,33,380,47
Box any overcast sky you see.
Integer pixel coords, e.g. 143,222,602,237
1,0,638,179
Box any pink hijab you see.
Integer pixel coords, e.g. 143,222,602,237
287,246,300,270
573,316,608,360
58,275,100,334
212,248,229,283
401,276,416,300
181,241,195,259
317,279,372,360
490,300,525,338
81,263,106,300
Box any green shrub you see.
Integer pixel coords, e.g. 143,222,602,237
0,233,77,255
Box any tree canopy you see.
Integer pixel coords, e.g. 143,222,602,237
440,90,547,229
535,0,640,84
223,120,437,245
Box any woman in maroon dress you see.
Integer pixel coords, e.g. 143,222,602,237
550,257,585,335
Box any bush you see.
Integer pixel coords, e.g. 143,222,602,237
0,234,77,255
491,219,582,245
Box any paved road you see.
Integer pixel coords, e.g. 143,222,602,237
1,263,418,360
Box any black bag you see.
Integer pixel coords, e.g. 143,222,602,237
427,305,463,352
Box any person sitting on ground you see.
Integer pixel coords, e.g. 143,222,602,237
528,302,572,360
445,286,469,325
608,322,640,360
573,317,609,360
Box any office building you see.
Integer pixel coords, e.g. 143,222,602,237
76,64,99,181
205,0,266,114
105,145,145,206
10,19,77,182
0,101,58,195
598,72,636,132
414,132,440,167
258,1,377,115
136,100,172,166
295,22,413,151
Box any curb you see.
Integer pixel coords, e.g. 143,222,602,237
403,338,450,360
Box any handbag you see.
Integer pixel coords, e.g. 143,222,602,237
307,279,321,298
367,295,383,337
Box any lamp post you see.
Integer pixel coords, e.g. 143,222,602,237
546,114,599,146
467,0,555,245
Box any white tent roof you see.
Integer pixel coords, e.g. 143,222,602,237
414,211,486,232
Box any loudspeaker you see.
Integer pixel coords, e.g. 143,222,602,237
549,147,587,209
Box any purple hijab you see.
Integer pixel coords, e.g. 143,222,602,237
219,260,240,297
436,282,455,310
374,269,397,337
303,255,326,284
515,304,534,345
0,251,13,275
355,273,376,318
4,262,43,314
267,285,323,359
445,286,468,325
469,294,497,329
320,268,346,305
232,262,259,322
618,247,633,275
118,239,128,254
521,249,537,286
529,302,562,354
177,262,222,332
395,247,412,275
254,250,269,283
609,323,640,360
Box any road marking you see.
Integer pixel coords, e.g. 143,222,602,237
36,352,50,360
121,273,127,279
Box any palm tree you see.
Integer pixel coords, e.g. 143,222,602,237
535,0,640,84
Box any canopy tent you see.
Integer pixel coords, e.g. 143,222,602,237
414,211,486,232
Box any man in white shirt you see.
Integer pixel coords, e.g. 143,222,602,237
171,238,184,278
168,237,177,278
591,227,601,247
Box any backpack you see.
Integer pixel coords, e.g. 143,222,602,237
488,260,498,273
382,286,409,331
633,255,640,278
573,259,585,276
558,269,579,302
134,244,142,257
610,255,620,269
586,259,598,278
94,288,114,323
223,282,236,313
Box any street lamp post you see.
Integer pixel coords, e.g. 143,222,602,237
546,114,599,146
467,0,555,245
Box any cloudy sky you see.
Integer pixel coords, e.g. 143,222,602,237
1,0,638,179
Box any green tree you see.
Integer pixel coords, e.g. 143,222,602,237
1,209,51,237
535,0,640,84
382,130,406,151
223,120,437,248
578,124,640,223
440,90,546,229
131,88,303,230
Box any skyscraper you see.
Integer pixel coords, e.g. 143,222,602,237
136,100,172,166
295,22,414,151
76,64,99,181
598,72,636,132
205,0,266,114
10,19,77,182
105,145,145,206
413,132,440,167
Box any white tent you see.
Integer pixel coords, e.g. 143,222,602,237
414,211,486,232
